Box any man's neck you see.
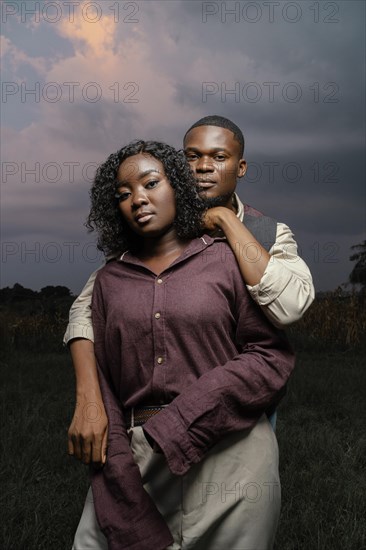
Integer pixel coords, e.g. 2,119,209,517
230,193,239,214
202,191,237,212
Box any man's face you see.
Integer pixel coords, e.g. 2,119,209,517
183,125,246,209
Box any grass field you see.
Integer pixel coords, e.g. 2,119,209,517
1,348,365,550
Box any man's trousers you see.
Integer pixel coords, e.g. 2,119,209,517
72,414,280,550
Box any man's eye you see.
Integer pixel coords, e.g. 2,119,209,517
115,191,130,202
146,180,159,189
185,154,198,161
215,155,226,161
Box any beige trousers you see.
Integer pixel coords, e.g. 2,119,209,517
72,414,280,550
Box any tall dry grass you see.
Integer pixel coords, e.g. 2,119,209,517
288,289,365,350
0,311,68,353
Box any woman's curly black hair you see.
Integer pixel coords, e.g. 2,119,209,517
86,140,206,255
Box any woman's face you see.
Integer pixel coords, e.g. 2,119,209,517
115,153,176,237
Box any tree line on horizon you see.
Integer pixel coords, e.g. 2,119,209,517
0,283,73,303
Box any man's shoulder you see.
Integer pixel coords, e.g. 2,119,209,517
241,203,278,252
236,194,279,226
243,203,268,219
243,203,279,225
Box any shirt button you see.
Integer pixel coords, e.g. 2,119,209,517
157,357,164,364
157,278,163,284
154,312,161,319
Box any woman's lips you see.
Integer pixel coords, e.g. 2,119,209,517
135,213,154,224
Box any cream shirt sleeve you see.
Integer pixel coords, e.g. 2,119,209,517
247,222,315,327
63,267,100,345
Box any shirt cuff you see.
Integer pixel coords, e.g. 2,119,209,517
143,407,202,476
63,323,95,346
247,261,293,305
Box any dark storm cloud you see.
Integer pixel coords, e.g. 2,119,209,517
41,100,141,156
1,0,364,291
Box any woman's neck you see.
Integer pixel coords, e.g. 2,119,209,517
133,229,191,276
138,228,190,261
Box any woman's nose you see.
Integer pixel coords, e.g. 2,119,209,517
131,189,148,207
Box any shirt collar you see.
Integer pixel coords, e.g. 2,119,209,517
118,235,218,268
233,192,245,222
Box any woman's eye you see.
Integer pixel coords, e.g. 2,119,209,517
146,180,159,189
115,191,130,202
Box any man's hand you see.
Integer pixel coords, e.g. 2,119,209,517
68,395,108,465
67,338,108,466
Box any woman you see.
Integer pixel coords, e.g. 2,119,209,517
72,141,294,550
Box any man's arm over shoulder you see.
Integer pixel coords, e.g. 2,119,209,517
247,222,315,326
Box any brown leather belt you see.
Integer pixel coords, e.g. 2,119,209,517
124,405,167,427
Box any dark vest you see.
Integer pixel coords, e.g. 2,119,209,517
243,204,277,252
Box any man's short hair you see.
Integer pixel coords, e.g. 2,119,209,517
184,115,245,156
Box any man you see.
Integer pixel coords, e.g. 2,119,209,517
65,115,314,466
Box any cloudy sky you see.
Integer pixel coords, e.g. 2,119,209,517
1,0,365,294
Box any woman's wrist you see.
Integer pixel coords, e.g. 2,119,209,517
215,207,241,230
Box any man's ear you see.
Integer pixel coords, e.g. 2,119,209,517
237,159,247,178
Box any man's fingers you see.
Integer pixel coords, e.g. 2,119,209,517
71,435,82,461
69,433,94,464
67,436,74,456
91,432,108,465
91,438,103,464
101,428,108,464
81,440,92,464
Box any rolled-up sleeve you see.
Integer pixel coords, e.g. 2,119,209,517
63,268,100,345
247,222,315,327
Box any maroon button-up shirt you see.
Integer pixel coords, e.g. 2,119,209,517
90,235,295,550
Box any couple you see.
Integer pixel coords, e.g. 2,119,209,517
67,116,314,550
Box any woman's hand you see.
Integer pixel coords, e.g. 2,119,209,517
68,394,108,465
202,207,235,232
